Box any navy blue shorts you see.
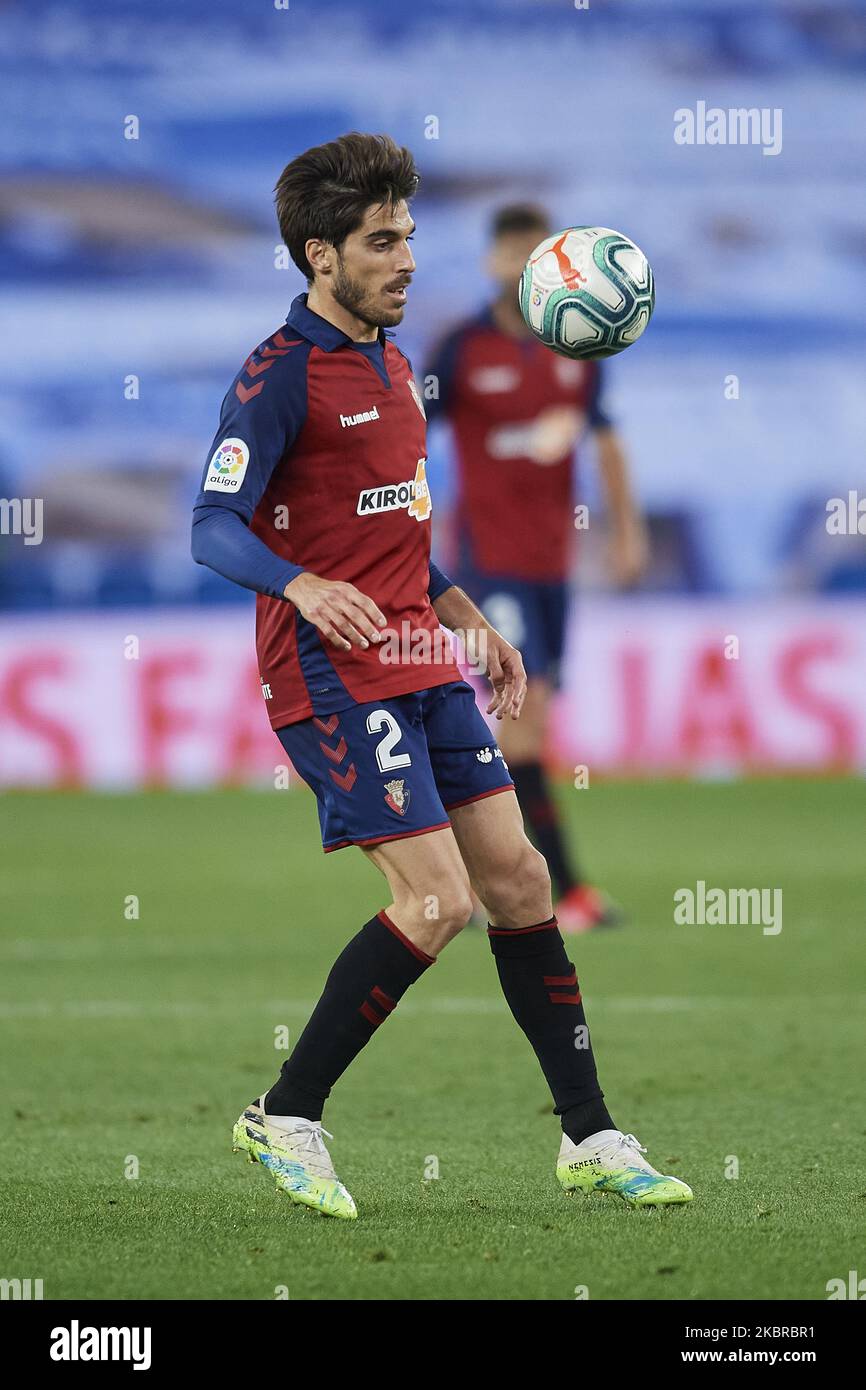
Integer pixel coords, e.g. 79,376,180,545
458,571,569,686
276,679,514,852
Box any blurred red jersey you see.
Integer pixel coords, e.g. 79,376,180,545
425,306,612,581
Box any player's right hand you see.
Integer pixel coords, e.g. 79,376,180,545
283,572,387,652
484,631,527,721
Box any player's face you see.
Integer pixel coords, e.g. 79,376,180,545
332,200,416,329
488,227,549,300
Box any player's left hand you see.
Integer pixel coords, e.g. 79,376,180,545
483,631,527,721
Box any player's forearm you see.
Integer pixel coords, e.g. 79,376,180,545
596,427,642,533
191,504,304,600
431,582,491,635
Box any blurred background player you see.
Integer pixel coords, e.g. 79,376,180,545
424,204,650,933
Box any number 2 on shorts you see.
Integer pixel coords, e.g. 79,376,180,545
366,709,412,772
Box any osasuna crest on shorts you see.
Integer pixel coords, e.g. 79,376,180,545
384,779,410,816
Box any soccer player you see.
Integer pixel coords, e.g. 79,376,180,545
191,133,691,1219
424,204,649,932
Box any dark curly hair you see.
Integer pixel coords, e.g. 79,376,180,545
275,132,420,282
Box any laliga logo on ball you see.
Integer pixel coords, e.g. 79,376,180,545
519,226,655,361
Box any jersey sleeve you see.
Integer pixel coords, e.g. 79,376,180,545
191,338,310,597
192,341,309,523
586,361,615,431
191,506,304,598
427,560,455,602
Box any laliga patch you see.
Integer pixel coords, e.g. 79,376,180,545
204,437,250,493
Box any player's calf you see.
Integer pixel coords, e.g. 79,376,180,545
260,908,437,1130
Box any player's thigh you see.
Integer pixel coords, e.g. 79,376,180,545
420,679,548,925
363,826,474,955
448,788,552,928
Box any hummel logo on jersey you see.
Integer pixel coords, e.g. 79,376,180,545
341,406,380,428
356,458,432,522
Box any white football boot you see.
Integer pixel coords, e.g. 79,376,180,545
232,1098,357,1219
557,1128,693,1206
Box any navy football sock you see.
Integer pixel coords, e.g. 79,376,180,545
488,917,615,1145
264,911,434,1121
510,761,579,897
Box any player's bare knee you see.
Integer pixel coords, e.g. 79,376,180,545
391,881,473,950
431,885,475,938
524,844,553,916
484,842,551,923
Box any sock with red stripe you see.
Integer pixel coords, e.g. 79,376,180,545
488,916,615,1145
263,911,433,1122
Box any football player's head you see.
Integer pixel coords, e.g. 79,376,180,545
487,202,551,298
275,132,418,328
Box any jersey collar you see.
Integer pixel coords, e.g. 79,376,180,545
286,292,392,351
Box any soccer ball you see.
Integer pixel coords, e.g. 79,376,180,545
518,226,654,360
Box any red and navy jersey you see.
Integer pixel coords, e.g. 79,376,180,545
194,293,459,729
424,306,613,582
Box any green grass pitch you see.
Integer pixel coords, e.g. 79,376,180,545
1,778,863,1301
